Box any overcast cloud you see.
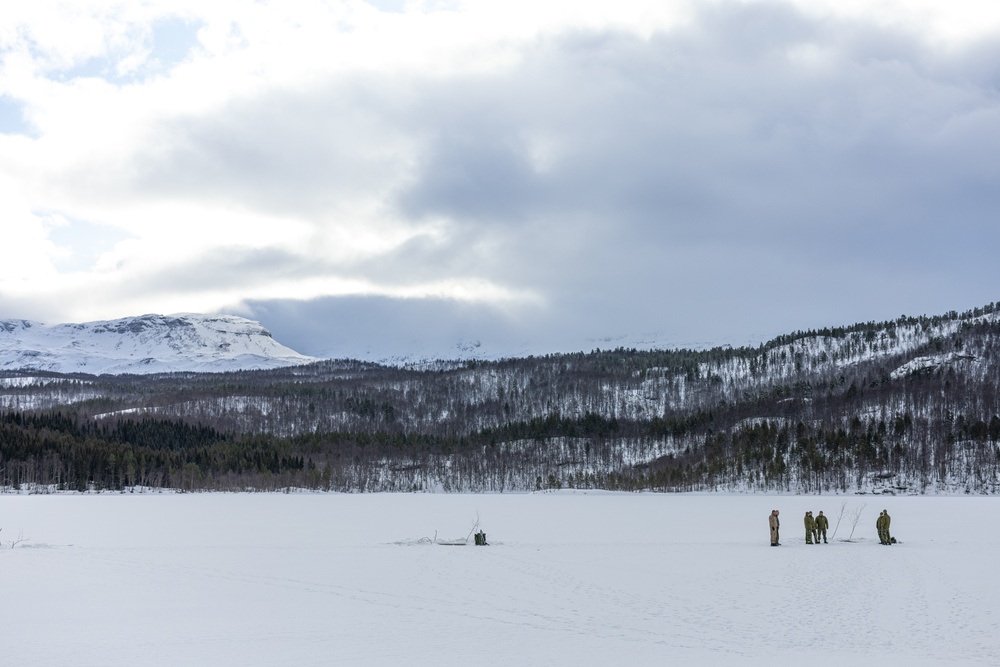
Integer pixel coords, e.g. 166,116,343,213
1,0,998,359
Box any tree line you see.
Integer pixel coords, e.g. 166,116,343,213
1,301,999,493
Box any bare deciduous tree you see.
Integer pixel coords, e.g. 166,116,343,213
2,527,29,549
830,500,848,539
846,502,867,541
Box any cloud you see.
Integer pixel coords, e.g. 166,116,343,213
1,0,999,353
128,80,415,219
240,295,537,360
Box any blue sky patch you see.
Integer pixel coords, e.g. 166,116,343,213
51,17,202,84
365,0,409,13
0,96,33,136
44,216,133,273
148,17,202,71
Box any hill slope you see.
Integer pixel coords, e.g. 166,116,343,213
1,302,998,494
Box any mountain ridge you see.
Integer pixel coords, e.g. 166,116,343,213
0,313,317,375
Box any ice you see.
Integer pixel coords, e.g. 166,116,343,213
2,492,996,665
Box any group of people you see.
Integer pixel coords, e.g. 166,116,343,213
768,508,893,546
803,510,829,544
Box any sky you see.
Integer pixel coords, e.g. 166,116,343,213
1,0,999,360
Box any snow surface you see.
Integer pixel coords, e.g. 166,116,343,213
0,313,317,374
2,492,996,666
889,352,977,380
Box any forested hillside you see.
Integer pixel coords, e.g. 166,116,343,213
2,303,999,493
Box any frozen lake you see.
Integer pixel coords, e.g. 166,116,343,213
2,492,997,666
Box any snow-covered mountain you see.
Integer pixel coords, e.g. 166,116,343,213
0,313,318,375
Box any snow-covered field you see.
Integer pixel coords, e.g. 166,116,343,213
2,492,996,666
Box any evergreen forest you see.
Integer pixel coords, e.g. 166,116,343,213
2,303,999,494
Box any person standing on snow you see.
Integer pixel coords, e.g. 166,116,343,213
876,510,887,544
815,510,829,544
769,509,781,546
804,511,816,544
882,510,892,545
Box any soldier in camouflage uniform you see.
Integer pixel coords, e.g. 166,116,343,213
882,510,892,545
769,509,781,546
804,511,816,544
815,510,829,544
876,510,887,544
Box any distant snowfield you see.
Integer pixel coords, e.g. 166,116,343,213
2,493,996,666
